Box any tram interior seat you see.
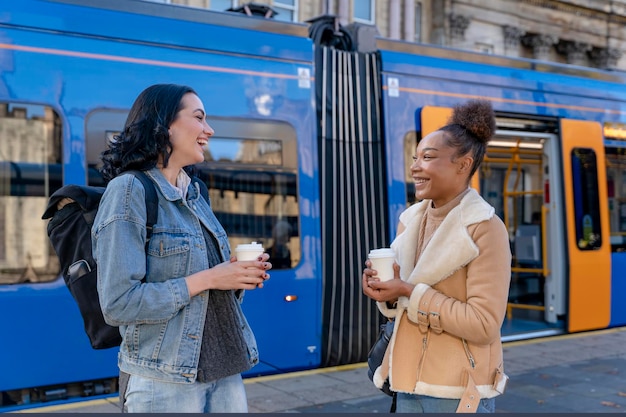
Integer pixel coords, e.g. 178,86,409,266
511,224,543,305
514,224,541,266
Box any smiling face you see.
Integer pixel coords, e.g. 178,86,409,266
410,130,473,208
167,92,214,170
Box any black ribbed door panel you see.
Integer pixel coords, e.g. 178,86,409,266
311,27,390,366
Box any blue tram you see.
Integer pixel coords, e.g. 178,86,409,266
1,0,625,409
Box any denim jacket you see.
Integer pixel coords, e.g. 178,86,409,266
92,168,259,383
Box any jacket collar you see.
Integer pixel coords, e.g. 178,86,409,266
391,188,494,286
146,168,201,202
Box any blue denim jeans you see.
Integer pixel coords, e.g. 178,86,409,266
396,392,495,413
124,373,248,413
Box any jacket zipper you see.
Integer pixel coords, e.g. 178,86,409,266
416,331,430,379
462,339,476,369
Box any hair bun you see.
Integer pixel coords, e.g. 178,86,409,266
449,99,495,144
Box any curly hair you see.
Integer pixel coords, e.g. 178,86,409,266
100,84,197,182
439,99,496,177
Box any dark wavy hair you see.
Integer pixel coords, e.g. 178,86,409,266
100,83,197,182
439,99,496,178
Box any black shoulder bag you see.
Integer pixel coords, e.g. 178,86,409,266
367,319,394,396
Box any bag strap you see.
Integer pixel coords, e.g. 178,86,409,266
126,170,158,246
122,171,158,287
127,172,206,240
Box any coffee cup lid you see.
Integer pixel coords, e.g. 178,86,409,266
368,248,395,258
236,241,264,251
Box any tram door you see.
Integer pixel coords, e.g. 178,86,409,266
560,120,611,332
419,108,568,334
480,129,565,330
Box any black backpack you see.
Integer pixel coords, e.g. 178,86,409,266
42,171,158,349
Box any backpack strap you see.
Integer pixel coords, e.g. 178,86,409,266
42,185,105,220
126,171,158,246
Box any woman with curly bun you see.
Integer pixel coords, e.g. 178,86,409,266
362,99,511,413
93,84,271,413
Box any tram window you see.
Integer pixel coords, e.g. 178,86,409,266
204,138,283,166
571,148,602,250
86,111,301,269
0,102,62,284
196,132,300,270
606,147,626,251
85,109,127,184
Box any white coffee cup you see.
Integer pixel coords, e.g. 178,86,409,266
235,241,264,261
368,248,396,281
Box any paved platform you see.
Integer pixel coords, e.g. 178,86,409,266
10,327,626,413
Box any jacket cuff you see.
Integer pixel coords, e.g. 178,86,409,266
425,291,447,334
406,283,432,324
373,365,387,389
170,277,191,309
377,301,397,318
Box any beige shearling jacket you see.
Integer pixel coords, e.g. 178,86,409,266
373,189,511,412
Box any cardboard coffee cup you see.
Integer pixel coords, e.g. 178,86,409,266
235,242,264,261
368,248,395,281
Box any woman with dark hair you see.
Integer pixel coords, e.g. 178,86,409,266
93,84,271,413
362,99,511,413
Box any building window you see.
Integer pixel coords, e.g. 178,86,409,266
273,0,298,22
476,42,494,54
353,0,374,24
210,0,238,11
415,2,422,43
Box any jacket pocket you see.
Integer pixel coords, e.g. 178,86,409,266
146,234,190,280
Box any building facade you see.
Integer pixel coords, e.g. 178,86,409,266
152,0,626,71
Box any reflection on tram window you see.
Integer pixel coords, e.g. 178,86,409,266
197,136,299,269
0,102,62,284
606,147,626,252
205,137,283,166
403,130,419,205
571,148,602,250
84,113,301,269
